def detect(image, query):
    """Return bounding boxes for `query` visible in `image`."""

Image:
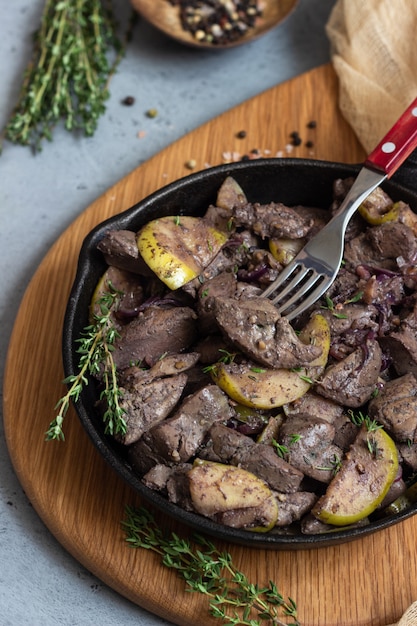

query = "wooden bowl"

[131,0,299,49]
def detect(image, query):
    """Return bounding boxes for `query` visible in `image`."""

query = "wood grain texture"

[4,64,415,626]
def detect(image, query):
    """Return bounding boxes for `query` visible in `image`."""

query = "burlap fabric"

[325,2,417,624]
[387,601,417,626]
[326,0,417,153]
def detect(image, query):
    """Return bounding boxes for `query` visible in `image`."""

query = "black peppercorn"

[290,131,302,147]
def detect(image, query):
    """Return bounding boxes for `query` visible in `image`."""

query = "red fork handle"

[365,97,417,178]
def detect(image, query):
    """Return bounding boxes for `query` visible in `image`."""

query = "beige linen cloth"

[325,2,417,625]
[326,0,417,153]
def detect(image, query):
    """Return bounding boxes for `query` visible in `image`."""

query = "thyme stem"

[46,283,126,441]
[122,506,300,626]
[3,0,126,150]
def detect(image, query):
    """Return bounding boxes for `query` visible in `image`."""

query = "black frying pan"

[62,156,417,549]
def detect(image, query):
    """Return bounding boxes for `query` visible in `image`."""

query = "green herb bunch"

[3,0,125,150]
[46,282,126,441]
[123,505,300,626]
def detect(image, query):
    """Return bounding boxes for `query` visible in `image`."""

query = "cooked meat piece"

[360,274,405,307]
[294,206,329,237]
[379,307,417,377]
[235,281,263,300]
[368,373,417,443]
[398,442,417,472]
[166,467,194,511]
[213,297,322,368]
[197,271,237,334]
[142,464,174,492]
[274,491,318,526]
[182,235,253,297]
[202,424,303,493]
[97,229,153,275]
[319,304,379,338]
[113,305,198,369]
[324,267,362,305]
[91,266,145,326]
[279,414,343,483]
[128,437,167,475]
[344,232,397,271]
[367,222,416,261]
[317,337,382,407]
[194,334,231,364]
[120,352,200,387]
[142,463,194,511]
[284,392,345,424]
[141,385,233,464]
[147,352,200,378]
[378,477,406,509]
[233,202,314,239]
[203,423,256,462]
[332,413,359,451]
[213,502,277,530]
[238,444,304,493]
[204,204,234,232]
[116,374,187,445]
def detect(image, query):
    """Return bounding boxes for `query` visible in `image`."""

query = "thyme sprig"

[3,0,128,150]
[46,283,126,441]
[123,505,300,626]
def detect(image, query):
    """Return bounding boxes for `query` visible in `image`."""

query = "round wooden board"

[4,65,416,626]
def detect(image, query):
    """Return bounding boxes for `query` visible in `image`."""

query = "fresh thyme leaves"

[320,296,348,319]
[3,0,129,151]
[202,349,237,374]
[348,409,382,433]
[122,505,300,626]
[290,368,314,384]
[46,282,126,441]
[272,440,289,459]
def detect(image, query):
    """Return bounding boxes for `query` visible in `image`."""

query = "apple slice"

[269,236,305,265]
[312,424,399,526]
[188,459,278,532]
[137,216,228,290]
[212,314,330,409]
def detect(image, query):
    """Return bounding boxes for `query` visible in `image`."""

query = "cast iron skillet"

[63,157,417,550]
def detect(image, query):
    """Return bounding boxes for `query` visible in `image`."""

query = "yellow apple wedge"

[137,216,227,290]
[188,459,278,532]
[212,313,330,409]
[312,424,399,526]
[269,236,305,265]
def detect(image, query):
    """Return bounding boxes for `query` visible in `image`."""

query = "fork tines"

[263,263,327,320]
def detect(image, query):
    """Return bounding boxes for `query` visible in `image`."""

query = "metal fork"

[263,97,417,321]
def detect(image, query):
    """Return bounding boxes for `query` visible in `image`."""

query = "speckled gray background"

[0,1,336,623]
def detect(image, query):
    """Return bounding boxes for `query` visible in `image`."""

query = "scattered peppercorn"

[305,140,314,149]
[290,131,302,147]
[185,159,197,170]
[167,0,263,46]
[122,96,135,106]
[146,108,158,118]
[307,120,317,128]
[236,130,247,139]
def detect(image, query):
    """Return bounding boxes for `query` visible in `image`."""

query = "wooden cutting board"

[4,64,417,626]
